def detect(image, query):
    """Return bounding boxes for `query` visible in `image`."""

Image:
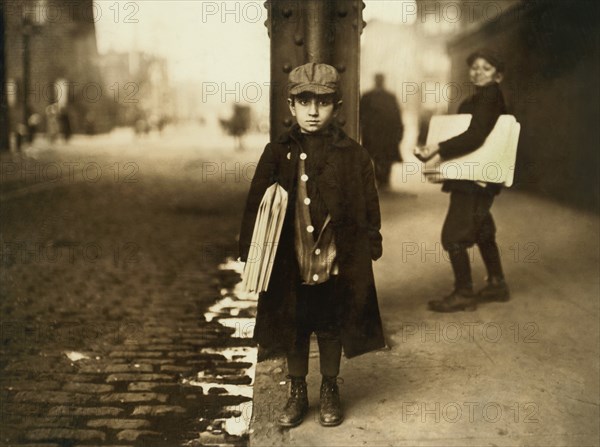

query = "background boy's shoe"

[278,376,308,428]
[428,288,477,312]
[478,277,510,302]
[319,376,344,426]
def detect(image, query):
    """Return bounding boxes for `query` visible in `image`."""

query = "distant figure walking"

[59,106,72,143]
[360,74,404,189]
[45,103,60,143]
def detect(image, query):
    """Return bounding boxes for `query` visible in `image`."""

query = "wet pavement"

[0,126,264,447]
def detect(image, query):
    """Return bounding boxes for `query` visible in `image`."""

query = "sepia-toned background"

[1,1,598,446]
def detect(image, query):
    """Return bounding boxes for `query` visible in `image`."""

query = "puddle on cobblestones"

[64,351,90,362]
[184,258,257,447]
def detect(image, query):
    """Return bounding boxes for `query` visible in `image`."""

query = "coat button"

[287,152,291,160]
[312,274,319,281]
[300,153,307,160]
[306,225,314,233]
[304,198,311,205]
[301,174,308,182]
[314,248,321,255]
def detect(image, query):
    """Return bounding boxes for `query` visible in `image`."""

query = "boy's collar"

[276,123,352,147]
[475,82,501,90]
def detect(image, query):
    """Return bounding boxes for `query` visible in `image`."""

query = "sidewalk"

[249,168,600,447]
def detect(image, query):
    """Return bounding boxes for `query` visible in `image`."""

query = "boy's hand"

[414,144,440,162]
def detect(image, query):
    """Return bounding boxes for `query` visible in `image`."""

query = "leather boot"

[428,288,477,312]
[278,376,308,428]
[478,277,510,302]
[319,376,344,427]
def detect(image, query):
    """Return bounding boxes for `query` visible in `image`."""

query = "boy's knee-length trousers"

[441,189,504,288]
[287,278,343,377]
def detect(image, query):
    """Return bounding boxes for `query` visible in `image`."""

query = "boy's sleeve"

[438,98,502,160]
[361,150,383,261]
[239,143,277,262]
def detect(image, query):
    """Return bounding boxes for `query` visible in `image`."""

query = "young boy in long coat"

[239,63,386,427]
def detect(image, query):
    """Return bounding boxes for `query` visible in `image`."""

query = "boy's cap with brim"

[467,49,505,73]
[288,63,340,96]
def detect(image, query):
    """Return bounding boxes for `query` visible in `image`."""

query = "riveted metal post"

[330,0,365,140]
[266,0,365,141]
[304,0,332,63]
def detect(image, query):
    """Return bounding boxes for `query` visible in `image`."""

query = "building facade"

[4,0,111,141]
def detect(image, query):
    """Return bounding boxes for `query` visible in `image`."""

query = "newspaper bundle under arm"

[422,114,521,187]
[241,183,288,293]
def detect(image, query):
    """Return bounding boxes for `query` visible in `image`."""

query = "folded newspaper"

[241,183,288,293]
[423,114,521,187]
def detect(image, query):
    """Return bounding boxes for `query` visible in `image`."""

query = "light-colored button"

[306,225,314,233]
[301,174,309,182]
[287,152,291,159]
[300,153,307,160]
[312,274,319,282]
[314,248,321,255]
[304,198,311,205]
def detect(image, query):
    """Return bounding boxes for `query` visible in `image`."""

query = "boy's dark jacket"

[439,82,507,195]
[239,124,386,359]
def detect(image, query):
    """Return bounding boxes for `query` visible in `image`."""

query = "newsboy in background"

[416,49,510,313]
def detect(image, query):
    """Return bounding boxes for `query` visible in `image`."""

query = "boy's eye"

[299,99,310,106]
[319,100,333,106]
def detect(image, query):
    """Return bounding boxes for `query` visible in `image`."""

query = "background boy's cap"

[467,49,505,73]
[288,63,340,95]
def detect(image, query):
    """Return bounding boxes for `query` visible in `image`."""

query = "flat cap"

[288,63,340,96]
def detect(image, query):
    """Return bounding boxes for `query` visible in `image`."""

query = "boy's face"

[288,94,340,134]
[469,57,503,87]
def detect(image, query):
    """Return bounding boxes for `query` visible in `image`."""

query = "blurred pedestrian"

[45,103,59,143]
[134,108,149,137]
[239,63,385,429]
[85,111,96,135]
[27,113,41,143]
[59,106,72,142]
[360,73,404,190]
[415,49,510,312]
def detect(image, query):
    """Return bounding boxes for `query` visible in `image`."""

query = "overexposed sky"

[363,0,417,25]
[94,0,271,83]
[94,0,416,83]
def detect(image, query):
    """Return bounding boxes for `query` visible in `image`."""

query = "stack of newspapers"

[423,114,521,186]
[241,183,288,293]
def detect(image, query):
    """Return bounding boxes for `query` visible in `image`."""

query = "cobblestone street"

[0,126,264,447]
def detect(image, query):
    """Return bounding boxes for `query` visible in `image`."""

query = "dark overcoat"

[239,125,386,359]
[359,89,404,162]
